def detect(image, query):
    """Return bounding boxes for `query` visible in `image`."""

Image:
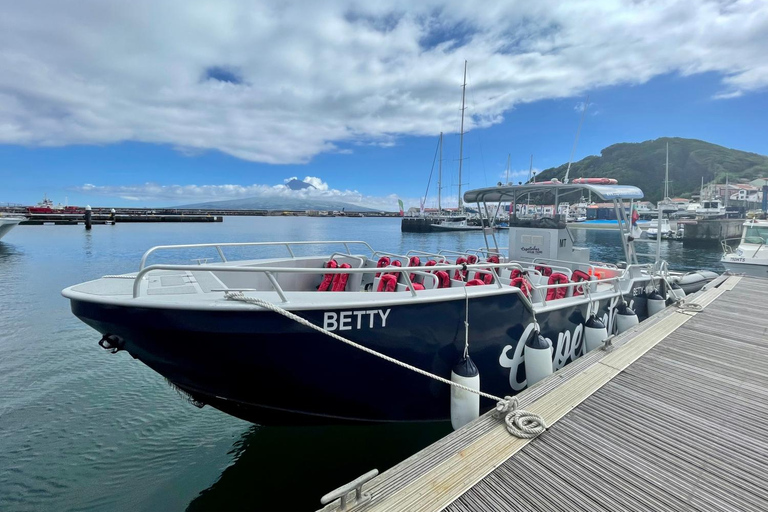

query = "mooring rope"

[493,396,547,438]
[102,275,137,279]
[223,291,547,438]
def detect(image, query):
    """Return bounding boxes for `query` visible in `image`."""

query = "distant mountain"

[535,137,768,203]
[175,195,380,212]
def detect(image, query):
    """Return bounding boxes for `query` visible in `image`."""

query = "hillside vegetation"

[535,137,768,203]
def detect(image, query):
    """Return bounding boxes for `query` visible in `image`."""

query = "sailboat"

[431,61,485,232]
[647,143,677,240]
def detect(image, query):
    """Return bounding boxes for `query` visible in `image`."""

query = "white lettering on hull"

[323,309,391,331]
[499,296,625,391]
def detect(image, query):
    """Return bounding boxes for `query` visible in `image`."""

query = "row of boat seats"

[371,254,502,292]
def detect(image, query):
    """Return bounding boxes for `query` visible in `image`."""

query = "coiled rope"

[494,396,547,438]
[674,300,703,313]
[224,292,547,439]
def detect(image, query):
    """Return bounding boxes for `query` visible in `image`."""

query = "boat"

[27,194,83,215]
[668,270,719,294]
[696,199,726,218]
[646,218,674,240]
[0,214,24,240]
[720,218,768,277]
[62,181,698,426]
[428,62,488,233]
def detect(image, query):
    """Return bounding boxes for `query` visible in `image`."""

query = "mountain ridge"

[535,137,768,202]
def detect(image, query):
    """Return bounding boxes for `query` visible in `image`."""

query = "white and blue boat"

[62,182,690,426]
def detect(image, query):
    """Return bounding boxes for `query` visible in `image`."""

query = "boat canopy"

[464,183,644,204]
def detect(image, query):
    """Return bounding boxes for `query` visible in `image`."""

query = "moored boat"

[63,182,691,426]
[0,215,24,240]
[721,218,768,277]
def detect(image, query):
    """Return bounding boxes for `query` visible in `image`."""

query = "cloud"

[72,178,410,210]
[1,0,767,164]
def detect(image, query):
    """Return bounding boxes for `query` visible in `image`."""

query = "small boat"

[721,218,768,277]
[646,219,674,240]
[668,270,719,295]
[0,215,24,240]
[63,181,690,426]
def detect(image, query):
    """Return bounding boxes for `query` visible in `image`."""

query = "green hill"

[535,137,768,203]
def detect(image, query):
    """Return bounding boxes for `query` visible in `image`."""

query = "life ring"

[535,265,553,277]
[466,279,485,286]
[546,272,570,301]
[467,254,478,264]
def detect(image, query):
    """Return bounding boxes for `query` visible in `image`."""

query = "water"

[0,217,724,512]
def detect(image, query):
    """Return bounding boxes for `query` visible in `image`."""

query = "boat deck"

[321,274,768,512]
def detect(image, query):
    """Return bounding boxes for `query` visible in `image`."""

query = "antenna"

[505,153,510,184]
[528,154,533,182]
[563,95,589,184]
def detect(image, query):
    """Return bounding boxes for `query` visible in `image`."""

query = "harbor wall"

[679,219,743,244]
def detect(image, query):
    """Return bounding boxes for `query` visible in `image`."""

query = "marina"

[320,274,768,512]
[0,216,728,511]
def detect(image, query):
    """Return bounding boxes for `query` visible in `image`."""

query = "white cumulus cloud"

[1,0,766,165]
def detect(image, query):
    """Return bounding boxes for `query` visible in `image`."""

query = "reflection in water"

[188,421,452,512]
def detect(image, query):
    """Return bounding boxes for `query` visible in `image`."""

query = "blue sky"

[1,1,767,210]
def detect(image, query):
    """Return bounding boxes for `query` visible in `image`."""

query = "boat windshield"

[744,225,768,244]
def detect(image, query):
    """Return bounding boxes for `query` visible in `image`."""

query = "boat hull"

[720,260,768,278]
[0,218,22,240]
[69,288,645,425]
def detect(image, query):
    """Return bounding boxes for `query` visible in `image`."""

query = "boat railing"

[130,260,625,316]
[131,261,547,300]
[721,236,764,257]
[370,251,412,263]
[139,240,376,270]
[403,250,449,263]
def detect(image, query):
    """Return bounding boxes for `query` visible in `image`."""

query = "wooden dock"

[321,275,768,512]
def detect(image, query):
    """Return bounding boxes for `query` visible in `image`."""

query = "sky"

[1,0,768,211]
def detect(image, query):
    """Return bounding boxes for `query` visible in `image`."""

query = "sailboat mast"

[665,142,669,199]
[458,60,467,212]
[438,132,443,213]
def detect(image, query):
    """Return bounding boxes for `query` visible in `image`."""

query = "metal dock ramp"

[322,275,768,512]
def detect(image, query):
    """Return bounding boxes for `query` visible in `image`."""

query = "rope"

[676,301,703,313]
[224,292,549,439]
[102,275,137,279]
[223,292,503,402]
[493,396,547,438]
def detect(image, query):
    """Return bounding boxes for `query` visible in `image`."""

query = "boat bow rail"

[139,240,377,269]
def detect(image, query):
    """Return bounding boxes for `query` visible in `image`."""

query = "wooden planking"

[329,277,739,512]
[445,275,768,512]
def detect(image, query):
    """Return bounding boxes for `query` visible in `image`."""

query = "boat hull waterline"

[69,286,649,425]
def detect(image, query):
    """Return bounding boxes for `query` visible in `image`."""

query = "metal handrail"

[131,261,527,299]
[139,240,376,270]
[721,236,765,258]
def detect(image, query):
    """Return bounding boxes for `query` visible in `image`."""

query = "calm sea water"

[0,217,724,512]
